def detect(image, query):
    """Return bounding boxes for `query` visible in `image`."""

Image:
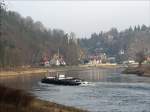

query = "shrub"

[0,85,35,107]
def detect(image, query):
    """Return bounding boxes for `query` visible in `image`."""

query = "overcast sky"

[6,0,150,38]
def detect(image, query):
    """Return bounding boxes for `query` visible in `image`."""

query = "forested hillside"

[79,25,150,62]
[0,2,150,68]
[0,5,81,68]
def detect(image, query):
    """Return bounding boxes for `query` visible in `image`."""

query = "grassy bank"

[0,84,87,112]
[0,64,119,77]
[122,64,150,77]
[0,64,119,112]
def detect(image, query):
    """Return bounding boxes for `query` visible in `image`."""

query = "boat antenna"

[58,48,59,58]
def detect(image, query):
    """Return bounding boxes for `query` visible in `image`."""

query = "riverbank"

[0,84,87,112]
[122,64,150,77]
[0,64,119,112]
[0,64,119,77]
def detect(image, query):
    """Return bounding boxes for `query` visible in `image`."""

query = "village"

[40,50,150,67]
[40,53,66,67]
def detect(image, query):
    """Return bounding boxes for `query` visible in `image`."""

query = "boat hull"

[41,78,81,86]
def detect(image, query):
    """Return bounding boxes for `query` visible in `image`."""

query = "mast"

[58,48,59,58]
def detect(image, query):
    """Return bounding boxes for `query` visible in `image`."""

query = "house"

[145,51,150,63]
[147,56,150,62]
[56,59,60,66]
[40,56,50,67]
[50,54,66,66]
[87,53,107,65]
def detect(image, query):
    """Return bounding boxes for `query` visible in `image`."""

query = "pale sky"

[6,0,150,38]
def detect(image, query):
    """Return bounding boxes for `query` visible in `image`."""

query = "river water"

[0,67,150,112]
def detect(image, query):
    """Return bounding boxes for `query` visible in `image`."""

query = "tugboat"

[41,74,85,86]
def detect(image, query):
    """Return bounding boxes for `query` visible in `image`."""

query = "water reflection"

[0,68,150,89]
[0,74,44,90]
[65,68,121,82]
[0,68,150,112]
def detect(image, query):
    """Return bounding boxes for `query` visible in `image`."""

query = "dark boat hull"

[41,78,81,86]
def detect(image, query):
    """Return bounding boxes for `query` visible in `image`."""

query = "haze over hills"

[7,1,150,38]
[0,2,150,68]
[1,1,150,112]
[0,7,81,67]
[80,26,150,61]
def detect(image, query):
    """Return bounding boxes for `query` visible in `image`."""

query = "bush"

[0,85,35,107]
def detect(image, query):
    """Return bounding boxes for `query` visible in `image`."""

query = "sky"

[6,0,150,38]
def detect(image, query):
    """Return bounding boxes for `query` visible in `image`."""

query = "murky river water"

[0,67,150,112]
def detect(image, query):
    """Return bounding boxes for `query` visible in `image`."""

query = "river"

[0,67,150,112]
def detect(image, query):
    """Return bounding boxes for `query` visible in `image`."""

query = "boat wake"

[80,81,95,86]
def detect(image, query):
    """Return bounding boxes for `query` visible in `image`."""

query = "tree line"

[79,25,150,63]
[0,4,81,68]
[1,1,150,68]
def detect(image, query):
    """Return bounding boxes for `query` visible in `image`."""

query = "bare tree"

[135,51,145,67]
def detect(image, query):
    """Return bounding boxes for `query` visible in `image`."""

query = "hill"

[79,26,150,63]
[0,5,81,68]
